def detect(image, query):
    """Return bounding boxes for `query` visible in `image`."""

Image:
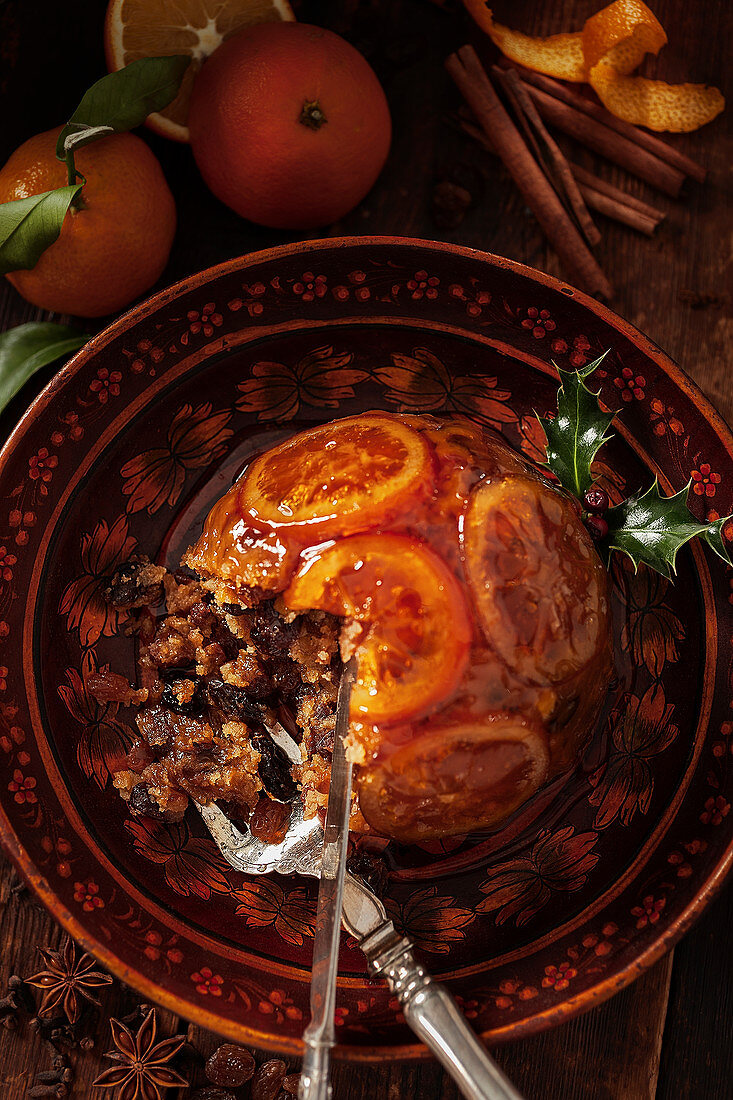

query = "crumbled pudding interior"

[91,564,348,843]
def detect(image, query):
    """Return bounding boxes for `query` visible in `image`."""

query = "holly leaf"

[56,55,190,158]
[605,480,733,578]
[0,185,82,275]
[538,353,615,497]
[0,323,89,416]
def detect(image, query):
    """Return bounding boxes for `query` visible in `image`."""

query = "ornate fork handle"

[359,923,524,1100]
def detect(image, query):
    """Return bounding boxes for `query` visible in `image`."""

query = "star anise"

[26,939,113,1024]
[93,1008,189,1100]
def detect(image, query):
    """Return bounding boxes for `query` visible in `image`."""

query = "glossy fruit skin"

[188,23,392,229]
[0,128,176,317]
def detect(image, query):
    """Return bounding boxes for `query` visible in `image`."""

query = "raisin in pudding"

[100,412,611,844]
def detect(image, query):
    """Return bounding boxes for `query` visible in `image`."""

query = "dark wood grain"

[0,0,730,1096]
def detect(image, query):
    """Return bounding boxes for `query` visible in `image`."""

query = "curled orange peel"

[462,0,724,132]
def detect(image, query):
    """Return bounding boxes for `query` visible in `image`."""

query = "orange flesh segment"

[462,0,725,132]
[105,0,295,139]
[238,414,434,536]
[283,533,472,726]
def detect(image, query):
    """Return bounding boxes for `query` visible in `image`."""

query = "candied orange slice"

[238,414,434,537]
[284,533,472,725]
[357,714,550,841]
[463,477,609,685]
[184,485,300,599]
[462,0,725,132]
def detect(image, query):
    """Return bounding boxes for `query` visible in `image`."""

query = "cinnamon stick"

[445,47,612,299]
[456,114,665,234]
[494,65,601,247]
[522,84,686,197]
[574,184,658,236]
[566,162,665,224]
[499,61,707,184]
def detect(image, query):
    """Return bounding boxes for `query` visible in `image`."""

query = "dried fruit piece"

[205,1043,255,1088]
[251,1059,287,1100]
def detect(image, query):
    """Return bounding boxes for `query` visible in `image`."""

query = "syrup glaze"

[185,412,611,842]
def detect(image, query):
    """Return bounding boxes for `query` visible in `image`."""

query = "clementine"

[187,22,392,229]
[0,128,176,317]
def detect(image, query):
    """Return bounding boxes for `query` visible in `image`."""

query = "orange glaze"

[186,411,612,842]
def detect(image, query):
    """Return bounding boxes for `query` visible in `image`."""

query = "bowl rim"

[1,235,731,1059]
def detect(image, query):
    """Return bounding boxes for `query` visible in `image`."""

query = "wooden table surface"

[0,1,731,1096]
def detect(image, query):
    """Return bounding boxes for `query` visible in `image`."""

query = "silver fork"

[196,729,524,1100]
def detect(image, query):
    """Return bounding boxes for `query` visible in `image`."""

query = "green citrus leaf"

[56,55,191,158]
[605,479,733,579]
[0,323,88,415]
[538,352,615,497]
[0,185,82,275]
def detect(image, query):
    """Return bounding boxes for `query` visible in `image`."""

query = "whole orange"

[188,23,392,230]
[0,128,176,317]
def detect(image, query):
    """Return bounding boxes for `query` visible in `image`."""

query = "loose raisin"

[126,740,155,774]
[251,1060,287,1100]
[347,850,390,898]
[104,559,165,609]
[161,674,205,716]
[206,680,264,723]
[250,602,298,658]
[254,733,297,802]
[128,784,165,819]
[283,1073,301,1095]
[205,1043,255,1087]
[249,797,292,844]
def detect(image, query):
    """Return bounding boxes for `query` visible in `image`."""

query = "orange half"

[104,0,295,142]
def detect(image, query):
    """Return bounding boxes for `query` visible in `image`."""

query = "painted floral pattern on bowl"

[0,239,730,1059]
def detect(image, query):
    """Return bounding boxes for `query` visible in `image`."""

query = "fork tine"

[196,800,323,878]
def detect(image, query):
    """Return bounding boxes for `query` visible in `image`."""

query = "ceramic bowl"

[0,238,731,1057]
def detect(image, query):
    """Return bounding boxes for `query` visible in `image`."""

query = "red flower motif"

[691,462,721,497]
[448,283,491,317]
[700,795,730,825]
[28,447,58,483]
[228,282,267,316]
[630,894,665,929]
[74,880,104,911]
[89,368,122,404]
[407,270,439,300]
[334,1006,349,1026]
[191,967,223,996]
[185,302,223,338]
[8,768,36,804]
[542,962,577,990]
[649,398,684,437]
[0,546,17,581]
[258,988,303,1024]
[0,665,7,691]
[292,272,327,301]
[614,365,645,402]
[521,306,556,338]
[552,333,591,366]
